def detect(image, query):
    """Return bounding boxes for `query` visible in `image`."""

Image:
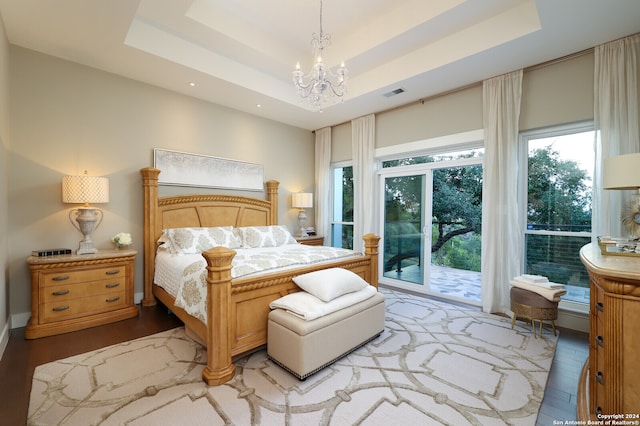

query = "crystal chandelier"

[292,0,348,108]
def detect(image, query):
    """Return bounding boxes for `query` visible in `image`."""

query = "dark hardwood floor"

[0,303,588,425]
[537,327,590,425]
[0,304,183,426]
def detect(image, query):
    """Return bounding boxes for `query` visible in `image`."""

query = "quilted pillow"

[162,226,242,254]
[293,268,369,302]
[238,225,297,248]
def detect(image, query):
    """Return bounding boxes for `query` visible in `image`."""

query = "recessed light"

[256,104,262,108]
[188,82,196,87]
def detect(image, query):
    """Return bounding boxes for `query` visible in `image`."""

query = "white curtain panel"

[481,70,524,314]
[351,114,376,253]
[315,127,332,238]
[593,33,640,239]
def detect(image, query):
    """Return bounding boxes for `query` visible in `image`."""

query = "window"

[331,165,354,249]
[520,122,595,308]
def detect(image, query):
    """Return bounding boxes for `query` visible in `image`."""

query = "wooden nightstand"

[25,249,138,339]
[296,235,324,246]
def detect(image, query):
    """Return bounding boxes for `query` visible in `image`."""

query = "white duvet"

[154,244,362,324]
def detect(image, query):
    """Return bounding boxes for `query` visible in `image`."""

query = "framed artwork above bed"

[153,148,264,191]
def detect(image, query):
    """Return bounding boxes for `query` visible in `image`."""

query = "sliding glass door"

[379,152,483,304]
[381,172,429,286]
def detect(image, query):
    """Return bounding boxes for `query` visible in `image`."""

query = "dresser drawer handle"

[595,335,604,347]
[51,290,70,296]
[596,406,603,415]
[52,275,70,281]
[52,305,69,312]
[596,302,603,312]
[106,296,120,303]
[596,371,604,385]
[105,283,120,289]
[105,270,120,276]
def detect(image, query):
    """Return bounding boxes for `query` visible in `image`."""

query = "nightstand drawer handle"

[595,335,604,347]
[106,296,120,303]
[52,290,70,296]
[105,270,120,275]
[52,305,69,312]
[52,275,70,281]
[105,283,120,289]
[596,371,604,385]
[596,302,603,312]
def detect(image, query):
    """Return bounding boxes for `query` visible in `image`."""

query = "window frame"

[518,120,595,312]
[330,161,354,248]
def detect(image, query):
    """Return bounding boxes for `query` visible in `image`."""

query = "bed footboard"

[200,234,380,386]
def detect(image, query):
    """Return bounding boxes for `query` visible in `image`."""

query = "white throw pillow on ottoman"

[293,268,368,302]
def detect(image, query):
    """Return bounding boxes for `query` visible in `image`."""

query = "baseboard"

[0,320,9,362]
[134,291,144,305]
[11,311,31,329]
[556,308,589,333]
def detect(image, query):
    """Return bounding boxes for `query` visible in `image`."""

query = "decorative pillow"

[237,225,297,248]
[293,268,368,302]
[157,232,172,251]
[162,226,242,254]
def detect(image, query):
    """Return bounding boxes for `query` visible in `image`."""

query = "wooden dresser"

[579,243,640,419]
[25,249,138,339]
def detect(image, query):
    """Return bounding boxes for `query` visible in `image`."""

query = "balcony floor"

[384,264,589,305]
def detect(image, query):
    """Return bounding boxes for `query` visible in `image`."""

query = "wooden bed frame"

[140,167,380,385]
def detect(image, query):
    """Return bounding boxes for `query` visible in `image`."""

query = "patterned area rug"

[28,288,558,425]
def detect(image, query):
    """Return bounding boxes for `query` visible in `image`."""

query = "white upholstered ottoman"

[267,291,385,380]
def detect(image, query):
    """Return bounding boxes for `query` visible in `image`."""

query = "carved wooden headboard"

[140,167,279,306]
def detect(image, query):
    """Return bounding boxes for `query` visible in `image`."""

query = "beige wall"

[0,12,9,352]
[332,51,595,157]
[0,41,607,329]
[8,47,314,321]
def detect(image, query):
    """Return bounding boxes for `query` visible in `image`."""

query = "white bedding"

[154,243,362,323]
[269,285,377,321]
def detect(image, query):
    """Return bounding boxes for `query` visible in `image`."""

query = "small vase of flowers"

[112,232,132,250]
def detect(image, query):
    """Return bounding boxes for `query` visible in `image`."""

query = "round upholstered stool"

[510,286,558,338]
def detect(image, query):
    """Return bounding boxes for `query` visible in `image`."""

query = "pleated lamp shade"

[292,192,313,209]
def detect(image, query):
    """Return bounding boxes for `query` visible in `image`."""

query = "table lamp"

[603,152,640,237]
[292,192,313,237]
[62,172,109,254]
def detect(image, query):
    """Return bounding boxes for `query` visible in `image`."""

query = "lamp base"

[297,209,308,237]
[69,207,103,255]
[77,241,99,255]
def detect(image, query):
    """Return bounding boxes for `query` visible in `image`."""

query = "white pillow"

[293,268,369,302]
[238,225,297,248]
[161,226,242,254]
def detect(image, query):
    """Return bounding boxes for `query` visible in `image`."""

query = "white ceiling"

[1,0,640,131]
